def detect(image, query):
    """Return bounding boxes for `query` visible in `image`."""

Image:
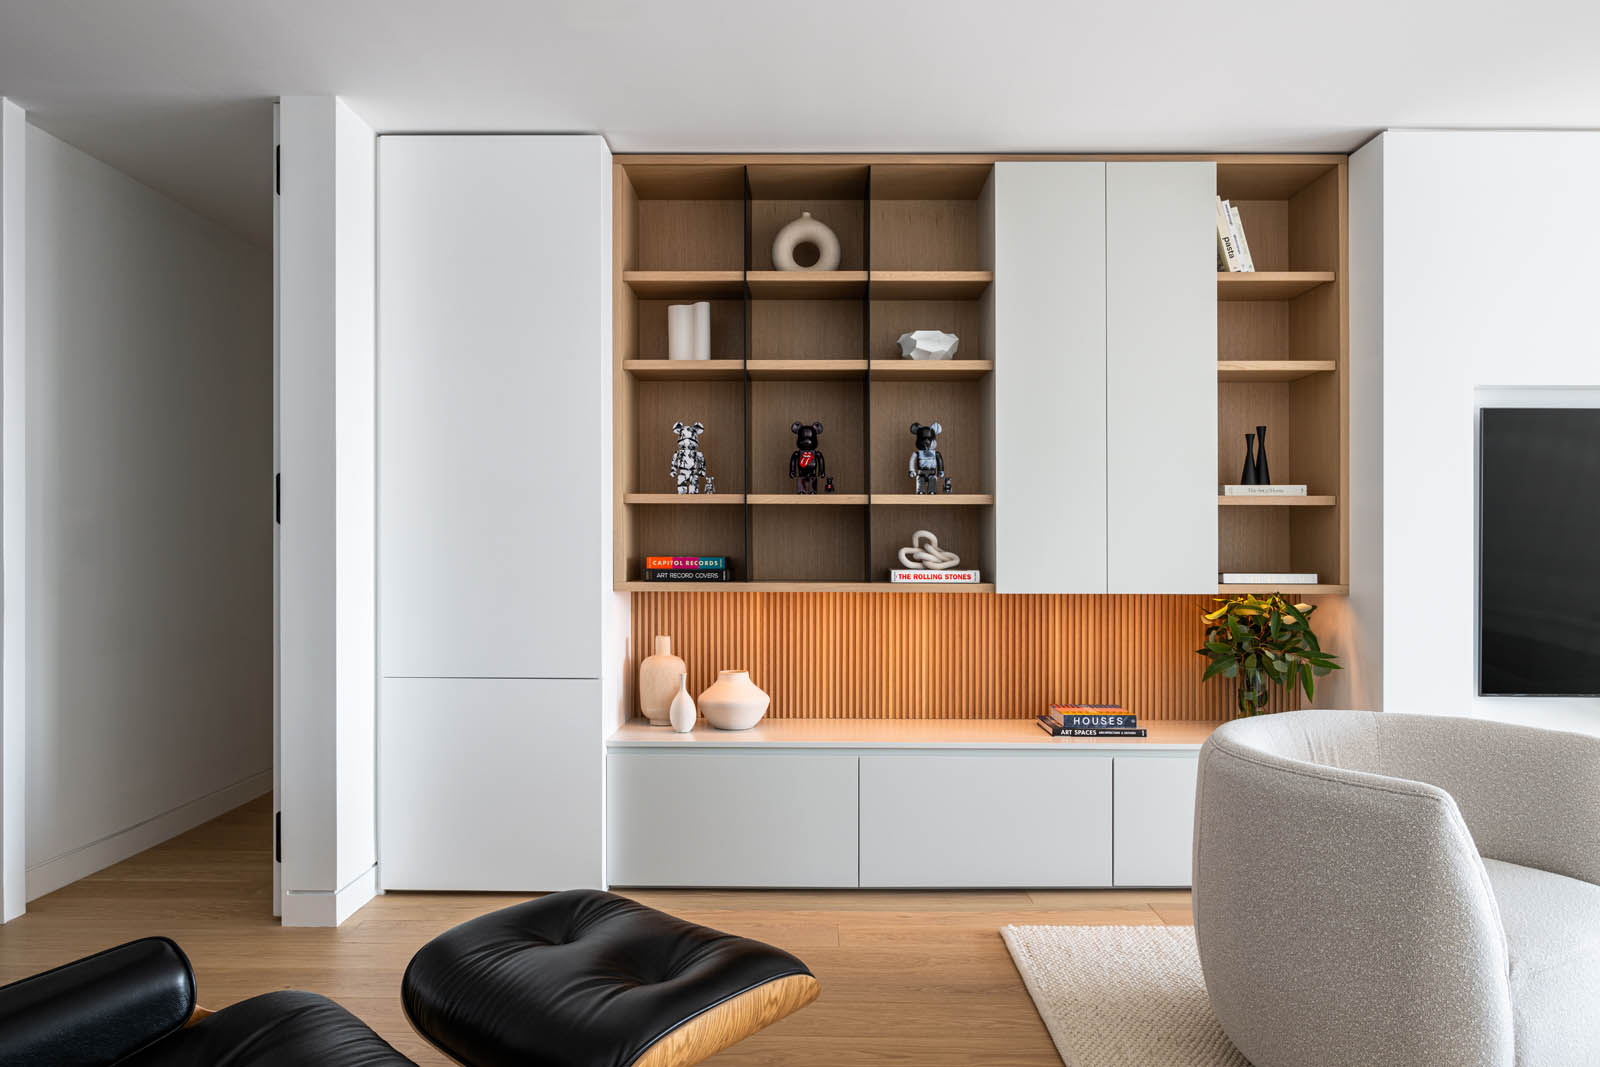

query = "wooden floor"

[0,795,1193,1065]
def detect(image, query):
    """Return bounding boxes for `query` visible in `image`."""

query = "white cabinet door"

[608,753,859,887]
[1105,163,1217,592]
[860,755,1113,886]
[378,135,609,679]
[379,677,603,890]
[993,163,1108,594]
[1113,755,1199,887]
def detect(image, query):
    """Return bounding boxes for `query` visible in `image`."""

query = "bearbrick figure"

[909,421,951,494]
[670,420,714,494]
[789,421,825,494]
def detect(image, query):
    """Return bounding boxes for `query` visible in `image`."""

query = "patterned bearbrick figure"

[670,420,714,494]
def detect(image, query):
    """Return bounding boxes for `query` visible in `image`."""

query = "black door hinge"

[275,473,281,525]
[275,146,281,196]
[274,811,282,863]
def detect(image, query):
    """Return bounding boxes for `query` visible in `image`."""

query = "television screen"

[1479,407,1600,695]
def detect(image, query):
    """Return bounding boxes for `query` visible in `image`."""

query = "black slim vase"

[1254,424,1271,485]
[1240,433,1258,485]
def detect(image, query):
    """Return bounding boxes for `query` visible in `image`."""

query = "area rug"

[1001,924,1250,1067]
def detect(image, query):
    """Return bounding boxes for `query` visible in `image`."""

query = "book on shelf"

[643,568,733,583]
[1221,484,1308,496]
[889,569,982,584]
[1220,572,1318,585]
[645,555,727,570]
[1036,716,1148,738]
[1228,203,1256,272]
[1045,705,1137,729]
[1215,196,1243,272]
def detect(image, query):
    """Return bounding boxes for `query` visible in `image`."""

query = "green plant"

[1196,594,1341,716]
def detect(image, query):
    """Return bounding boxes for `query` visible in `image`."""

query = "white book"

[1221,484,1308,496]
[1228,204,1256,272]
[1215,197,1242,271]
[889,569,982,584]
[1221,572,1318,585]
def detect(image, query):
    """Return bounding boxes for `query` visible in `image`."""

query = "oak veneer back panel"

[630,593,1300,721]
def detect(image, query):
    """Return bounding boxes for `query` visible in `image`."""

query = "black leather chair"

[0,892,818,1067]
[0,937,411,1067]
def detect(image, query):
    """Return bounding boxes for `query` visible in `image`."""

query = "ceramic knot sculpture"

[897,529,961,570]
[897,330,960,360]
[771,212,841,271]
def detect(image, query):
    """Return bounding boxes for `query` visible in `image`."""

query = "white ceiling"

[3,0,1599,248]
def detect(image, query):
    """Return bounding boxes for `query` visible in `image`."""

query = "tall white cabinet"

[377,135,614,890]
[993,161,1216,594]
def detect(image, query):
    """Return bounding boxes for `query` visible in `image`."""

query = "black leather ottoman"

[402,890,819,1067]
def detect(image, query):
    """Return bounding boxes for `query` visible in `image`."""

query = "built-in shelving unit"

[614,159,997,591]
[1215,159,1348,594]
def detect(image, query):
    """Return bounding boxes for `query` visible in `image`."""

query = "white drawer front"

[860,754,1113,887]
[1113,755,1199,887]
[607,752,858,887]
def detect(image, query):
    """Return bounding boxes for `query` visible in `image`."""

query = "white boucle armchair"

[1193,709,1600,1067]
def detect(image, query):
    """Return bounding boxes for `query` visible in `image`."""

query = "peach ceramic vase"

[698,669,771,730]
[638,635,686,726]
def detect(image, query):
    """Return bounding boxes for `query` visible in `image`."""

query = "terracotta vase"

[698,669,771,731]
[638,635,686,726]
[669,673,697,733]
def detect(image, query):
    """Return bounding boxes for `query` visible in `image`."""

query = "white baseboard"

[281,864,377,927]
[25,769,272,903]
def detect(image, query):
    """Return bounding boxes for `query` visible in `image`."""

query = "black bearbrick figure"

[909,421,951,494]
[789,421,825,494]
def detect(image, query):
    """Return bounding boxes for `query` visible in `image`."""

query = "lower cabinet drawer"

[859,754,1113,886]
[1112,755,1199,887]
[607,752,859,887]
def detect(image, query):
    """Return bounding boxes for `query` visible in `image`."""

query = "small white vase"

[638,635,686,726]
[669,673,697,733]
[771,212,842,272]
[667,304,695,360]
[698,669,771,731]
[692,301,712,360]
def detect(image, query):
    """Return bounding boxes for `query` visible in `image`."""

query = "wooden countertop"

[607,717,1223,751]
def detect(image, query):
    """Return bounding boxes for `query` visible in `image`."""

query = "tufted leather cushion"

[122,990,414,1067]
[0,936,196,1067]
[402,890,813,1067]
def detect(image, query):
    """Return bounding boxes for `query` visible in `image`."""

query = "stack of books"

[1221,484,1307,497]
[1036,704,1146,738]
[1215,196,1256,272]
[643,556,732,583]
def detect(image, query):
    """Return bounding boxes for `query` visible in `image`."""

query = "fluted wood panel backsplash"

[630,593,1300,720]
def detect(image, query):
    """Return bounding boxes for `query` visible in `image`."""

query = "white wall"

[0,98,26,921]
[1360,130,1600,734]
[276,96,376,925]
[24,124,272,899]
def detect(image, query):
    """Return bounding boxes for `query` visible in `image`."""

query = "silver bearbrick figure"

[670,421,715,495]
[909,421,951,494]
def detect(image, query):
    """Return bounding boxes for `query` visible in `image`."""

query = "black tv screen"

[1479,407,1600,695]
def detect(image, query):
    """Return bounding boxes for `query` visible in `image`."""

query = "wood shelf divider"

[624,493,746,505]
[869,359,993,381]
[871,494,993,506]
[1216,271,1335,301]
[747,494,870,505]
[623,270,746,297]
[1217,495,1336,507]
[868,270,993,299]
[746,359,868,380]
[1216,360,1335,382]
[624,359,746,381]
[746,270,869,299]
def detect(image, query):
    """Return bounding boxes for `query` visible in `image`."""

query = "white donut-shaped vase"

[771,212,842,272]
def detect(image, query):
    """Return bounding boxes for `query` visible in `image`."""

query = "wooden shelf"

[620,580,994,593]
[1216,272,1335,300]
[748,494,869,505]
[624,359,746,381]
[869,271,993,299]
[623,270,745,297]
[872,494,993,506]
[746,270,868,299]
[624,493,746,505]
[1216,360,1335,382]
[870,359,994,381]
[1217,584,1349,596]
[746,359,867,380]
[1217,495,1336,507]
[610,716,1217,749]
